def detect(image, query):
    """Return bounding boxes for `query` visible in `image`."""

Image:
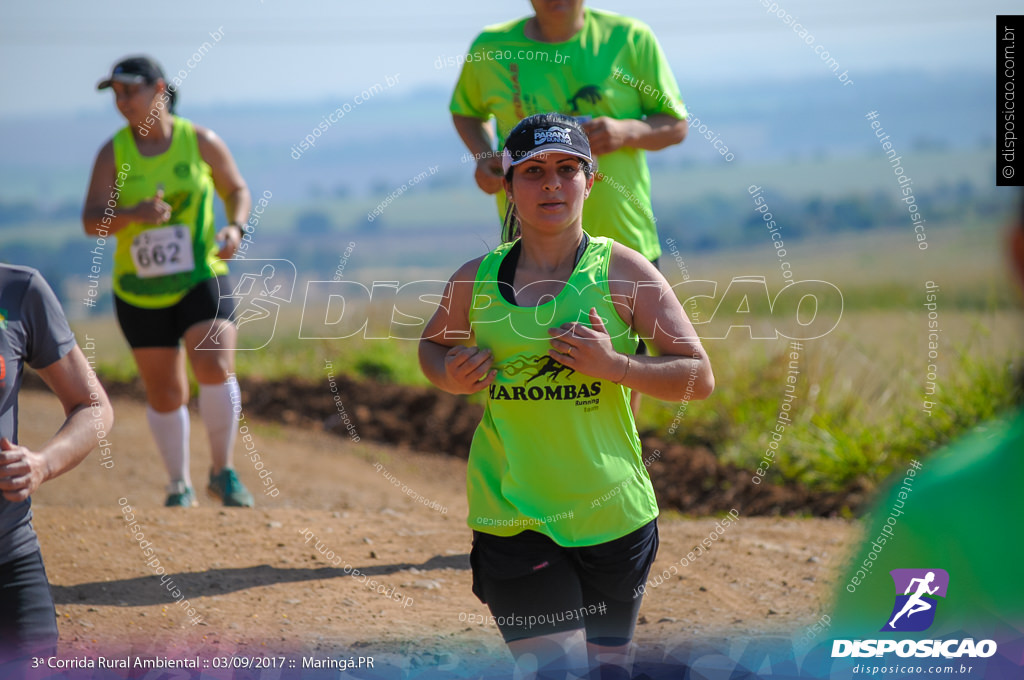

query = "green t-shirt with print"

[451,8,685,261]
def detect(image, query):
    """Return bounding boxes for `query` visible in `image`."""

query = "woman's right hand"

[130,189,172,225]
[444,345,497,394]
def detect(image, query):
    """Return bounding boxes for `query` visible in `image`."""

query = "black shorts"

[115,276,235,349]
[0,550,58,666]
[470,520,659,645]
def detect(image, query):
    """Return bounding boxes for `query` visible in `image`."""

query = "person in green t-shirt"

[420,114,713,680]
[450,1,687,265]
[825,204,1024,666]
[82,56,255,509]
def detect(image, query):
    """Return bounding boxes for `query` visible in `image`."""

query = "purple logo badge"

[882,569,949,632]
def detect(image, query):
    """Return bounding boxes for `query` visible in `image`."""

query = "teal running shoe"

[207,468,254,507]
[165,481,197,507]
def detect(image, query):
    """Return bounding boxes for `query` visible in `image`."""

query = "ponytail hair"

[164,83,177,114]
[501,198,519,243]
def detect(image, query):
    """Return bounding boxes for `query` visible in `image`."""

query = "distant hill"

[1,66,1006,310]
[0,69,994,205]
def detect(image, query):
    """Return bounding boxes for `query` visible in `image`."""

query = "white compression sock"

[146,405,191,488]
[198,377,240,472]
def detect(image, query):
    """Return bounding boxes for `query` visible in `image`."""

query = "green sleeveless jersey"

[467,235,658,547]
[111,116,226,308]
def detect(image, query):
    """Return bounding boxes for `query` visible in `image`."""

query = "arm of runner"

[0,346,113,502]
[196,125,251,259]
[453,114,504,195]
[548,243,712,401]
[582,114,687,155]
[419,257,496,395]
[82,140,170,236]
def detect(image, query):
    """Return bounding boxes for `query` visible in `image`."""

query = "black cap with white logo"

[97,56,165,90]
[502,113,593,173]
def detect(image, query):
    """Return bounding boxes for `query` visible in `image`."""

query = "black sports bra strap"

[496,233,590,306]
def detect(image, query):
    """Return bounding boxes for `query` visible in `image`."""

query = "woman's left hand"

[216,224,242,259]
[548,307,628,382]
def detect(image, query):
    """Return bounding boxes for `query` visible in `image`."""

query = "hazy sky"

[0,0,1004,117]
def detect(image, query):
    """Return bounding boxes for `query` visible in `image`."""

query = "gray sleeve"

[23,271,76,370]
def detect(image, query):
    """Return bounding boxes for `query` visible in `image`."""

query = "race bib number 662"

[131,225,195,279]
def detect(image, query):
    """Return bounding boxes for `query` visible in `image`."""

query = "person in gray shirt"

[0,264,114,670]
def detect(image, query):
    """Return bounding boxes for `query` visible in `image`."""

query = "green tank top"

[111,116,226,308]
[467,235,658,547]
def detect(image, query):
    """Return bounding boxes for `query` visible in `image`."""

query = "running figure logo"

[882,568,949,632]
[500,354,575,383]
[201,259,296,351]
[568,85,602,114]
[526,356,575,383]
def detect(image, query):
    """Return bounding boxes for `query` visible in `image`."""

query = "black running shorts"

[470,519,659,645]
[114,275,235,349]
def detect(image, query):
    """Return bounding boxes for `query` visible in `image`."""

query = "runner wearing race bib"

[82,55,254,508]
[110,114,224,306]
[419,113,714,679]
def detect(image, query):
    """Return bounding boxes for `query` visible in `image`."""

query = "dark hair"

[143,59,176,114]
[162,83,178,115]
[501,113,593,242]
[101,55,177,114]
[137,57,176,114]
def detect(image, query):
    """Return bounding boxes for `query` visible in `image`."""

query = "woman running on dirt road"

[419,112,713,679]
[82,55,253,508]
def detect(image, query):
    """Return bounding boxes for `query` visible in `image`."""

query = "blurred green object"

[830,404,1024,638]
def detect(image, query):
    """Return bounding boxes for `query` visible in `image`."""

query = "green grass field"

[649,217,1023,493]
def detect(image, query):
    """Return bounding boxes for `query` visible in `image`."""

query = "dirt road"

[19,390,860,672]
